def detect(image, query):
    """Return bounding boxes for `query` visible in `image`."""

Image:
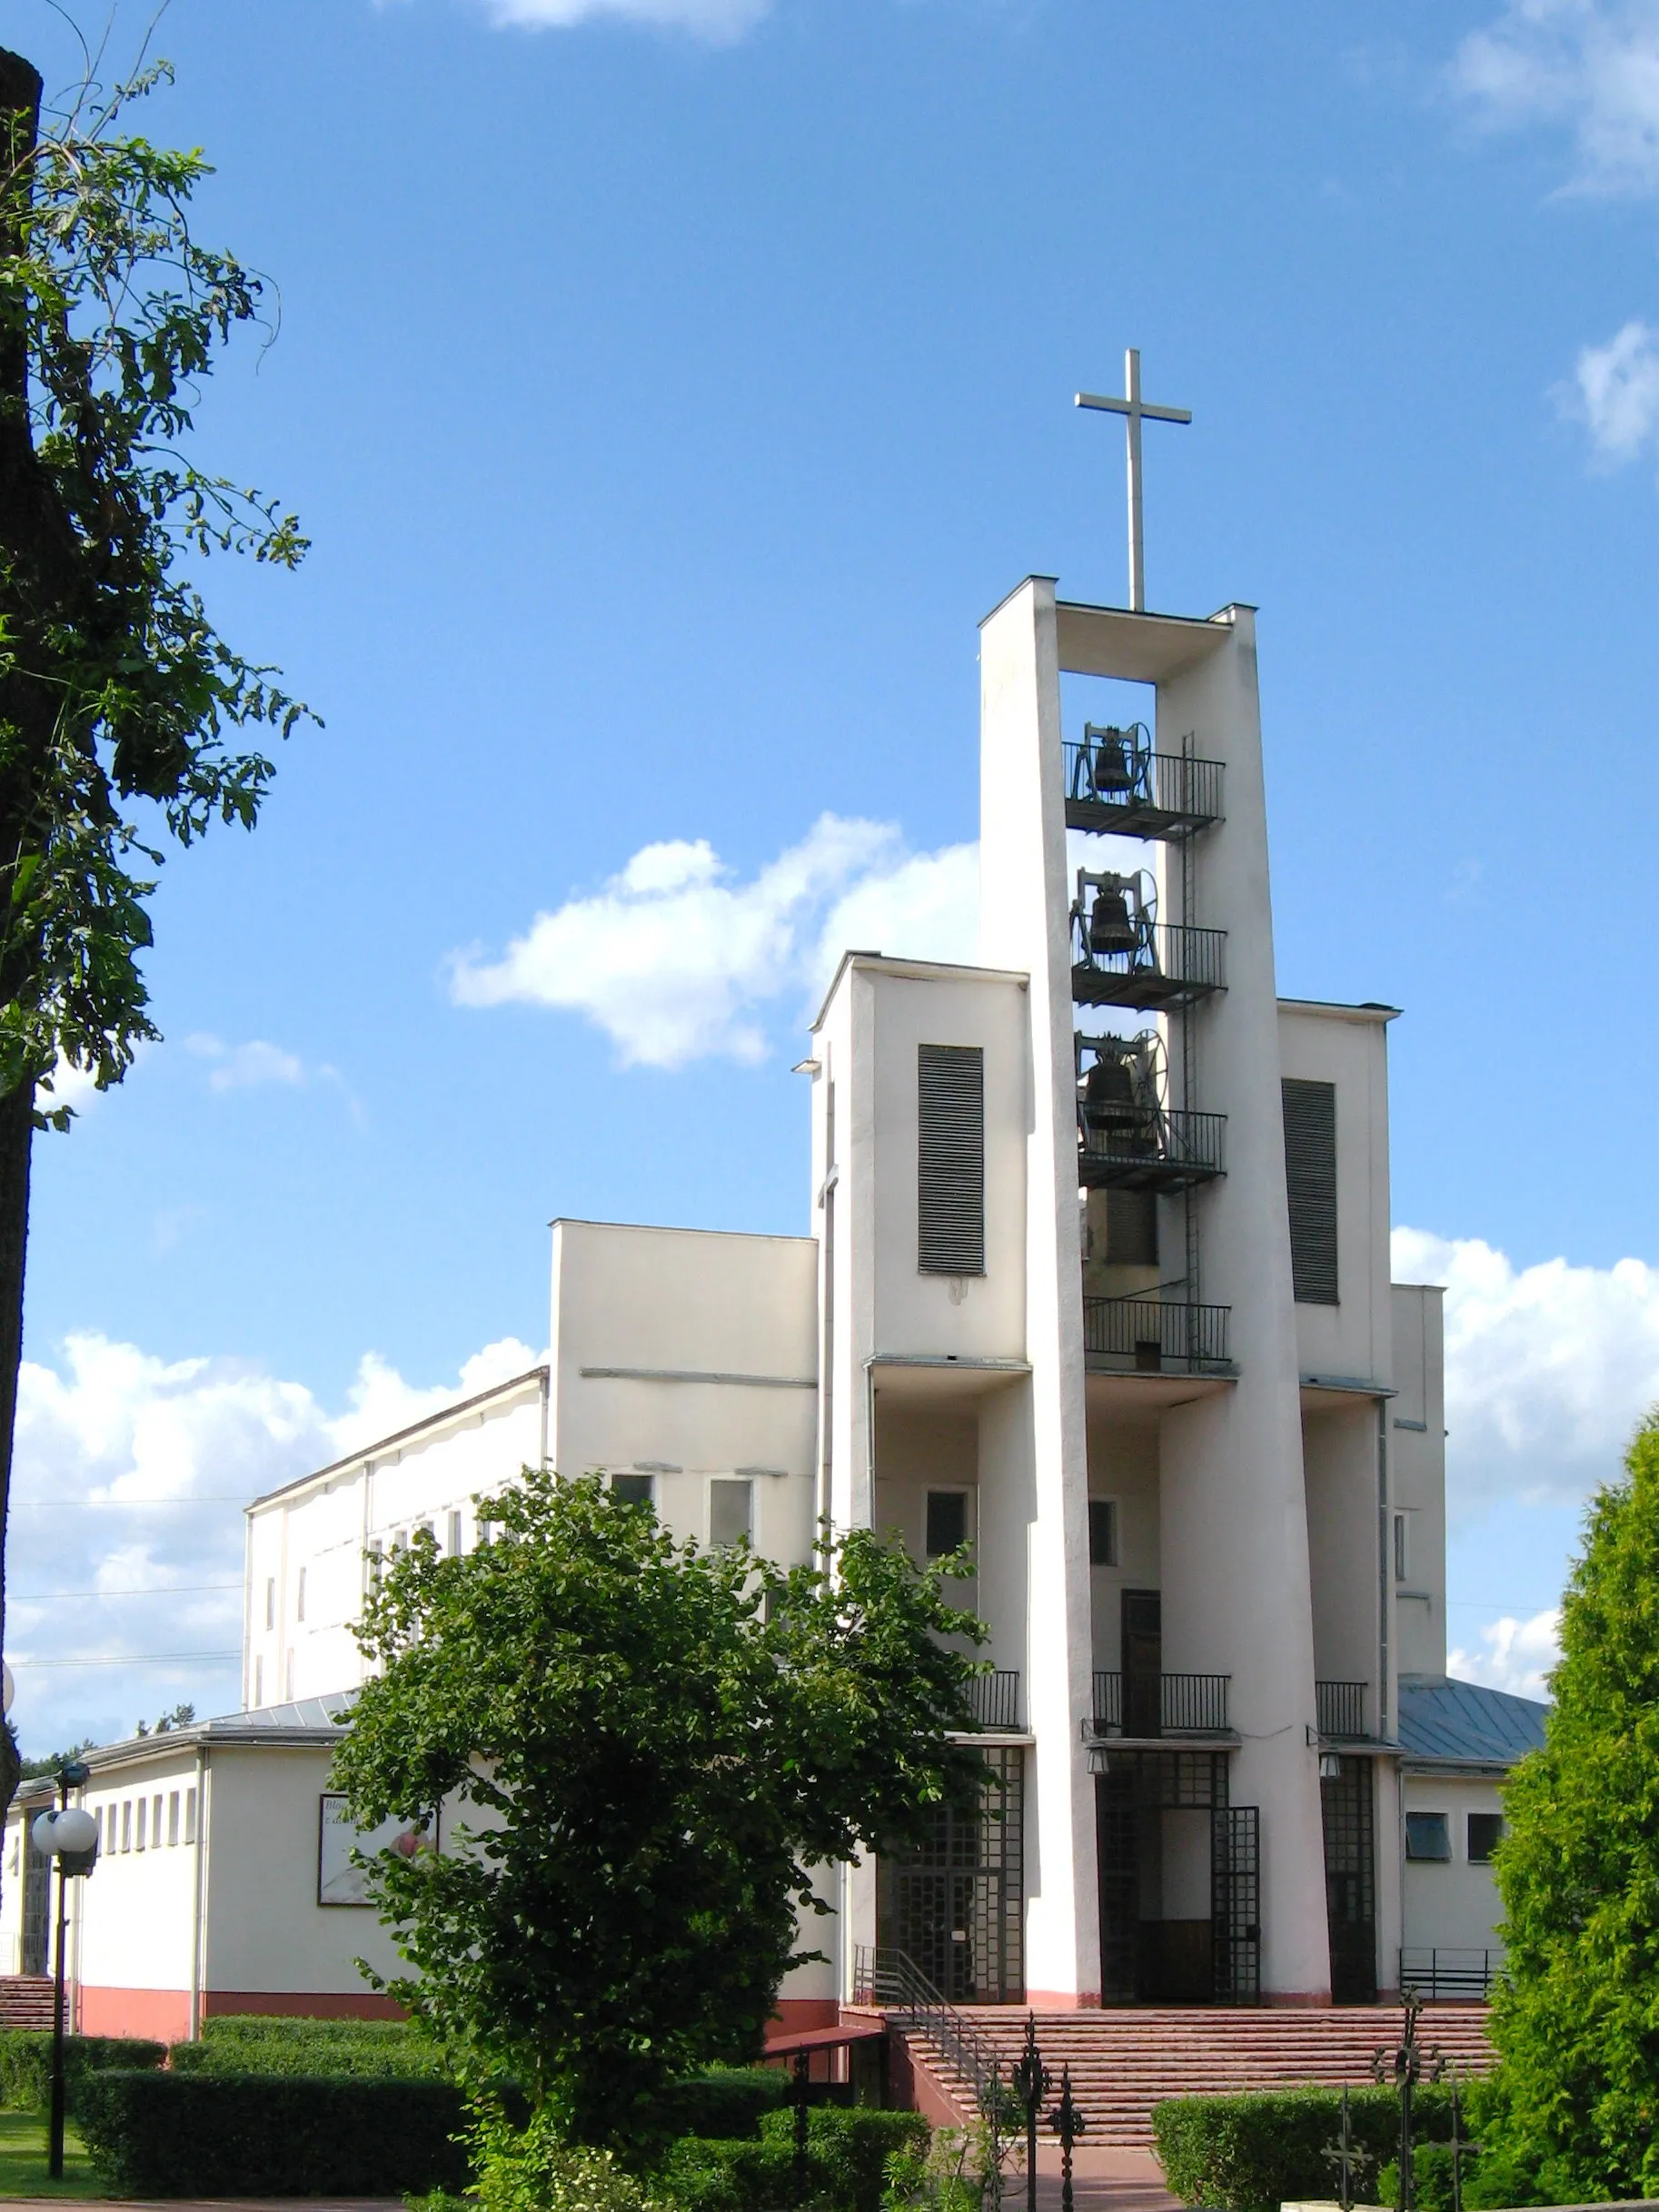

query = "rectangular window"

[1282,1077,1338,1304]
[93,1807,103,1850]
[447,1510,462,1555]
[153,1794,163,1848]
[285,1651,295,1700]
[296,1567,306,1622]
[265,1577,275,1631]
[1405,1810,1451,1861]
[709,1478,753,1549]
[184,1789,197,1846]
[168,1792,180,1848]
[918,1044,986,1276]
[1394,1513,1409,1583]
[611,1473,654,1509]
[925,1490,969,1558]
[253,1654,263,1706]
[121,1801,132,1852]
[135,1799,146,1851]
[367,1541,383,1588]
[1088,1499,1118,1567]
[1467,1812,1505,1863]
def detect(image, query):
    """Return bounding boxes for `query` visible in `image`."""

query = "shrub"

[1151,2084,1457,2212]
[74,2068,472,2197]
[472,2102,666,2212]
[170,2013,446,2078]
[880,2121,991,2212]
[653,2065,792,2141]
[660,2108,929,2212]
[0,2029,165,2114]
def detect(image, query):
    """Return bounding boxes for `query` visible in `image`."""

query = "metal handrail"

[1091,1671,1231,1734]
[1078,1106,1226,1176]
[1070,915,1227,998]
[1082,1295,1231,1372]
[1063,740,1225,831]
[967,1671,1022,1731]
[851,1945,1004,2117]
[1398,1948,1501,2000]
[1316,1680,1369,1740]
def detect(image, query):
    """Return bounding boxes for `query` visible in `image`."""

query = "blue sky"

[7,0,1659,1750]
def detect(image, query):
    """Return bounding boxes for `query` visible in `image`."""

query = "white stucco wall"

[1400,1771,1508,1960]
[1390,1285,1448,1679]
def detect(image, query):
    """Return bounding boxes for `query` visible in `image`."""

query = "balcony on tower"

[1076,1033,1225,1193]
[1071,869,1225,1012]
[1082,1289,1232,1376]
[1064,722,1225,841]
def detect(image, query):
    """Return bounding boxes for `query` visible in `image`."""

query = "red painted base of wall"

[76,1987,405,2040]
[1025,1989,1103,2010]
[770,1999,840,2033]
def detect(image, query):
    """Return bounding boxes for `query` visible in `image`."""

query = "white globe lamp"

[32,1807,96,1858]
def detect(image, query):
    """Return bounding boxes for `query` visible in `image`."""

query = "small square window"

[1406,1811,1451,1861]
[611,1474,655,1510]
[710,1478,753,1549]
[926,1491,969,1558]
[1467,1812,1505,1863]
[1088,1500,1118,1567]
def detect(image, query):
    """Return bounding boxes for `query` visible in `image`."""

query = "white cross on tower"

[1076,349,1191,613]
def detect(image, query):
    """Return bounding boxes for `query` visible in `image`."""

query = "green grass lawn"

[0,2107,105,2198]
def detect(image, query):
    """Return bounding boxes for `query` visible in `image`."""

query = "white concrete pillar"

[978,577,1100,2006]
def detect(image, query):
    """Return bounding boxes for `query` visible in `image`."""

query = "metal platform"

[1064,740,1225,840]
[1078,1107,1225,1190]
[1071,920,1226,1010]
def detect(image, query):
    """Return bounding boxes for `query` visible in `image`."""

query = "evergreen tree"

[1483,1413,1659,2201]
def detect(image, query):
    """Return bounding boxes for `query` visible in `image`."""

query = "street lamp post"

[32,1764,97,2179]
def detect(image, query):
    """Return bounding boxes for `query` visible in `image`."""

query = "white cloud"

[481,0,770,37]
[34,1057,102,1117]
[1449,1606,1563,1701]
[186,1035,312,1093]
[450,815,979,1069]
[5,1330,541,1754]
[1393,1227,1659,1523]
[1451,0,1659,196]
[1561,319,1659,463]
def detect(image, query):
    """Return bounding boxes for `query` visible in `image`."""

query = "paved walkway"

[1028,2143,1183,2212]
[0,2201,404,2210]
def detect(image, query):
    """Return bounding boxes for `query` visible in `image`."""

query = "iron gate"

[1321,1754,1376,2003]
[877,1747,1024,2003]
[1211,1805,1260,2003]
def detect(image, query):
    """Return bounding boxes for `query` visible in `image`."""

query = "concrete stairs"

[886,2006,1493,2148]
[0,1976,56,2028]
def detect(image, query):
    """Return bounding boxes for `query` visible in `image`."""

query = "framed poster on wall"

[317,1792,432,1907]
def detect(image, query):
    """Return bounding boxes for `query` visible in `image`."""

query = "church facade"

[4,575,1543,2032]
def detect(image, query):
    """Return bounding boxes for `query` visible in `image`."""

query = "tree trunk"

[0,1085,28,1809]
[0,49,43,1816]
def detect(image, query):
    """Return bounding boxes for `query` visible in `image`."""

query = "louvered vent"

[918,1044,985,1275]
[1282,1077,1338,1304]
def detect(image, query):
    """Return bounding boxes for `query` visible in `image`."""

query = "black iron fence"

[1090,1671,1232,1735]
[1316,1680,1370,1740]
[1082,1295,1231,1374]
[1078,1107,1226,1185]
[1399,1949,1501,2000]
[966,1670,1023,1731]
[1070,918,1227,1010]
[1062,740,1225,838]
[850,1945,1003,2118]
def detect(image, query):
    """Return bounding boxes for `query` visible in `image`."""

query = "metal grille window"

[918,1045,986,1276]
[1282,1078,1338,1304]
[876,1746,1025,2003]
[926,1491,969,1557]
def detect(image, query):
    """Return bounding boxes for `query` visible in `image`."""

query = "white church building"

[4,573,1544,2038]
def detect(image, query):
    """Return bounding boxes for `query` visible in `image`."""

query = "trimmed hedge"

[652,2064,794,2140]
[660,2108,929,2212]
[170,2012,446,2078]
[1152,2084,1458,2212]
[0,2029,165,2115]
[74,2069,472,2197]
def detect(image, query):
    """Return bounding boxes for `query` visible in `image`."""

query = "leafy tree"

[1480,1413,1659,2201]
[331,1471,989,2149]
[134,1701,194,1737]
[0,41,312,1799]
[16,1730,92,1780]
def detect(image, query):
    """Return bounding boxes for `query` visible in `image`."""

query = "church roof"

[1397,1675,1548,1770]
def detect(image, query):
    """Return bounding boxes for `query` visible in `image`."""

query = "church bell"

[1088,726,1136,795]
[1089,886,1137,956]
